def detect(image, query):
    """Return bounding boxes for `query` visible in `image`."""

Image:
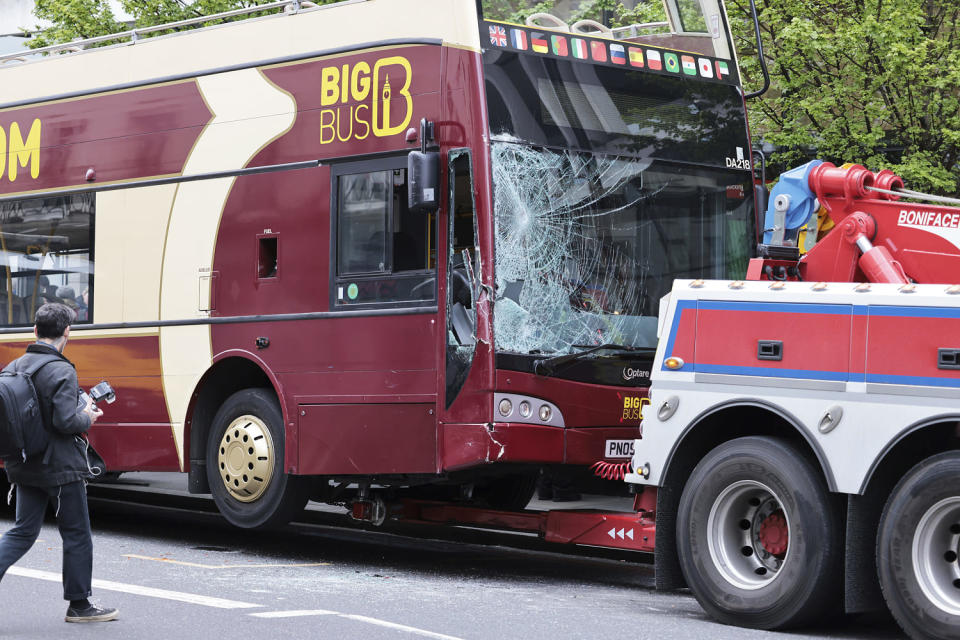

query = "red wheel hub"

[758,510,789,556]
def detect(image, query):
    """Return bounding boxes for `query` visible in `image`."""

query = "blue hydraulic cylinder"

[762,159,823,246]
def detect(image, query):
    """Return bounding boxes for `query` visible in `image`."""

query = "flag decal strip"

[481,21,739,85]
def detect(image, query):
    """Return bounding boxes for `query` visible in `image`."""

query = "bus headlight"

[518,401,531,418]
[494,393,563,427]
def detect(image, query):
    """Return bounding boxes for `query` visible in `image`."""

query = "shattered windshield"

[492,141,753,355]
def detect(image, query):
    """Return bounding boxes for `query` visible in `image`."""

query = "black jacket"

[4,343,93,487]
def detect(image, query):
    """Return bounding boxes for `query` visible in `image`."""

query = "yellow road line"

[123,554,329,569]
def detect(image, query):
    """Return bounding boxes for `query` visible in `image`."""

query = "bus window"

[0,193,94,326]
[675,0,708,33]
[446,149,477,407]
[333,160,436,307]
[337,171,390,275]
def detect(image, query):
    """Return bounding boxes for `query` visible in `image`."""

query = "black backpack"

[0,355,59,461]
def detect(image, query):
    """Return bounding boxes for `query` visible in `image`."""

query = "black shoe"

[551,491,581,502]
[65,603,119,623]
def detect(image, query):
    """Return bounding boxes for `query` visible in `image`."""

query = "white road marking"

[12,565,460,638]
[338,615,464,640]
[7,567,261,609]
[249,609,464,639]
[250,610,339,618]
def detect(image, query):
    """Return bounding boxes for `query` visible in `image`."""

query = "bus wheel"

[676,436,841,629]
[878,451,960,640]
[206,388,309,529]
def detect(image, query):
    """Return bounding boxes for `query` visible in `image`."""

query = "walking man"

[0,303,118,622]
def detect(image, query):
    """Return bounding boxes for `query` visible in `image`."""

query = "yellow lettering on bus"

[0,126,5,179]
[319,109,336,144]
[340,64,349,104]
[620,396,651,422]
[316,56,412,145]
[353,104,370,140]
[350,61,371,102]
[320,67,340,106]
[372,56,412,138]
[8,119,41,182]
[336,106,354,142]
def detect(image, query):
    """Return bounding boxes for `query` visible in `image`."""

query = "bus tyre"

[676,436,841,629]
[206,388,309,529]
[877,452,960,640]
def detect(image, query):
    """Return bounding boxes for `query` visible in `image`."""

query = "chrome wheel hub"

[912,496,960,615]
[217,415,274,503]
[706,480,791,590]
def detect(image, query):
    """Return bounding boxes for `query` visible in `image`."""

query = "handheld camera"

[79,381,116,409]
[89,381,116,405]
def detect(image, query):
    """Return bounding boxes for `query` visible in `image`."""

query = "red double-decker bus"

[0,0,755,529]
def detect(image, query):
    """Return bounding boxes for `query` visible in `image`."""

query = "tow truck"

[623,160,960,639]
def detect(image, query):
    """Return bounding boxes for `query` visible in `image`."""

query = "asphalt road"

[0,474,905,640]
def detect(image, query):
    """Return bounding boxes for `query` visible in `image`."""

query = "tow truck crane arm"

[748,160,960,284]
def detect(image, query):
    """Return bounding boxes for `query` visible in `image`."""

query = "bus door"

[445,149,480,409]
[298,155,439,475]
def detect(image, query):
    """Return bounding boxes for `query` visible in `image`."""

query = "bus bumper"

[439,423,640,471]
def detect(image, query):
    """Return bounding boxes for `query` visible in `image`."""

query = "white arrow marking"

[617,528,625,539]
[608,527,617,539]
[626,529,635,540]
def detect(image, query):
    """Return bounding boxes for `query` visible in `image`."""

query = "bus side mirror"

[408,150,440,213]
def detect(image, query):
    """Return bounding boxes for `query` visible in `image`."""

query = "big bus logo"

[0,118,42,183]
[318,55,413,144]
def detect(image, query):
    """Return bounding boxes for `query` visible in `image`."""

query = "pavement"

[0,473,905,639]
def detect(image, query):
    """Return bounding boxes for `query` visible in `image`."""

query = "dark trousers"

[0,481,92,600]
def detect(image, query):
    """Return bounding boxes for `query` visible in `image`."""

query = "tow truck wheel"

[677,436,841,629]
[206,388,309,529]
[878,451,960,640]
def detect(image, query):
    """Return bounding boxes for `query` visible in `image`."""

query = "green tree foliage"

[28,0,341,48]
[482,0,666,27]
[29,0,124,48]
[728,0,960,194]
[28,0,960,193]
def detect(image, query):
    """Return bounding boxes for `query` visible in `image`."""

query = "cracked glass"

[492,141,753,356]
[446,150,478,407]
[484,42,754,361]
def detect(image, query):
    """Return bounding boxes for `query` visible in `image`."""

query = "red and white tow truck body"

[623,161,960,639]
[629,278,960,496]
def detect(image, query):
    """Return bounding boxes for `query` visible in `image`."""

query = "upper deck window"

[676,0,709,33]
[0,193,94,326]
[485,52,748,166]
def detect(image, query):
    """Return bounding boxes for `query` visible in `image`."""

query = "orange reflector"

[664,356,685,370]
